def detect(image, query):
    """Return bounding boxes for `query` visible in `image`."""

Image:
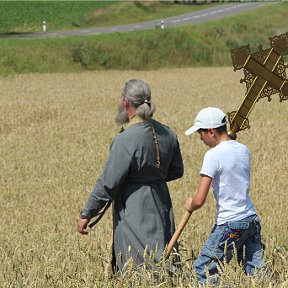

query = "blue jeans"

[193,214,264,285]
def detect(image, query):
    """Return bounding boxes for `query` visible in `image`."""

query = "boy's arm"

[184,174,212,212]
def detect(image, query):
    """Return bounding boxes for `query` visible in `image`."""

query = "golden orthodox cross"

[227,32,288,139]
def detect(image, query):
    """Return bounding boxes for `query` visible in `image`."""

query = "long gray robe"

[83,118,184,271]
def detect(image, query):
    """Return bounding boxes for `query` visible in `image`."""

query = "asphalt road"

[0,2,268,39]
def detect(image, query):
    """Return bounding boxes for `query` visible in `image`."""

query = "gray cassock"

[83,117,184,271]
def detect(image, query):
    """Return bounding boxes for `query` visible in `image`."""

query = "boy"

[184,107,264,285]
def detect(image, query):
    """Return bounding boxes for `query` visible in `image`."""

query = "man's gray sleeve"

[166,136,184,182]
[82,136,131,218]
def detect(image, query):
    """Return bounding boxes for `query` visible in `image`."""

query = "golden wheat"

[0,68,287,287]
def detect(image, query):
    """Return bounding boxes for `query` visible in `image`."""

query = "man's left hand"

[76,218,90,235]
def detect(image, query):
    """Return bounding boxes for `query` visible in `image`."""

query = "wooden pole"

[165,210,192,259]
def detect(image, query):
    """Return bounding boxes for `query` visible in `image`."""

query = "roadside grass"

[0,68,287,287]
[81,1,220,28]
[0,1,218,34]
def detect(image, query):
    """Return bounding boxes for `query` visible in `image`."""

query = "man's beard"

[115,104,129,125]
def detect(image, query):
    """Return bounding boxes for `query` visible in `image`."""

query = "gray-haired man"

[77,79,184,272]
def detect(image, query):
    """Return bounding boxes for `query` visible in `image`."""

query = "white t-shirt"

[200,140,256,225]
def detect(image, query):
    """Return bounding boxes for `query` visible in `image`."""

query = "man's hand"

[76,218,90,235]
[184,197,194,213]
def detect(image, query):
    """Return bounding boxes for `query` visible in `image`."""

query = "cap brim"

[185,126,199,136]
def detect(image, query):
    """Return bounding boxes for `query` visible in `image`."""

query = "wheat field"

[0,68,287,287]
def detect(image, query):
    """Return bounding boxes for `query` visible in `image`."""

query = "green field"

[0,2,287,76]
[0,1,114,33]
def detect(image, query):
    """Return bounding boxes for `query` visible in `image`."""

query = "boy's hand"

[184,197,194,213]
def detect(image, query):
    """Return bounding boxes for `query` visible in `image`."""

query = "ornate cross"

[227,32,288,139]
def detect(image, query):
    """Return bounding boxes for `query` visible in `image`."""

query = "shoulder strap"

[88,202,112,229]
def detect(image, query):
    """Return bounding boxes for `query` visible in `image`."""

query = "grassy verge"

[0,2,287,76]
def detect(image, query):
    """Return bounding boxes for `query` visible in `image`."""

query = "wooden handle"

[165,210,192,259]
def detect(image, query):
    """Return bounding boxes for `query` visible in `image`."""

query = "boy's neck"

[217,133,232,144]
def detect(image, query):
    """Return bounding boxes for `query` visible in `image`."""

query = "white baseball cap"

[185,107,226,136]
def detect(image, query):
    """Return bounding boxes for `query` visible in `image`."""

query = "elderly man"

[77,79,184,271]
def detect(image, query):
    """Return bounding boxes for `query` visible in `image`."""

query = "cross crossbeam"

[227,33,288,139]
